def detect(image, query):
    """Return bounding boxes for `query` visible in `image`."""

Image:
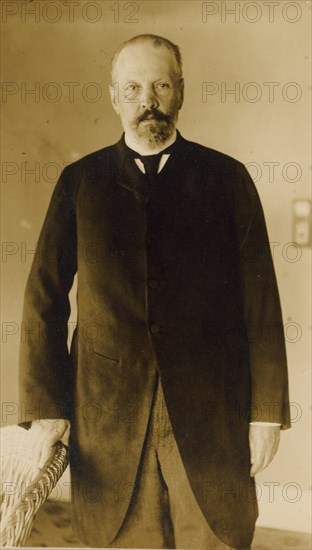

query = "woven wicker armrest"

[0,425,69,548]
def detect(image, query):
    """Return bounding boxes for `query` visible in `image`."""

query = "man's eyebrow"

[120,77,175,88]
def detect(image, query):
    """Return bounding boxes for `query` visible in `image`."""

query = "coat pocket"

[92,343,120,365]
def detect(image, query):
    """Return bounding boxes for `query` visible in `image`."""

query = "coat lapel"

[114,135,150,196]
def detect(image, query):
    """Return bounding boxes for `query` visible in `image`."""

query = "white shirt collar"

[124,130,177,174]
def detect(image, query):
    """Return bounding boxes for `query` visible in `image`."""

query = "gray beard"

[136,119,175,149]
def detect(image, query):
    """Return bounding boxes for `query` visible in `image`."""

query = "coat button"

[150,324,160,334]
[149,279,159,289]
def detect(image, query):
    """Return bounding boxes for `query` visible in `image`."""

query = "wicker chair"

[0,425,69,547]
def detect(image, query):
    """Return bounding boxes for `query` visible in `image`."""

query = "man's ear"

[178,78,184,110]
[109,84,120,115]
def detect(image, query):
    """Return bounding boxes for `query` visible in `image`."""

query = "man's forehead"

[113,42,177,79]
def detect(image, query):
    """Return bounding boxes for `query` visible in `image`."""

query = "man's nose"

[140,86,159,109]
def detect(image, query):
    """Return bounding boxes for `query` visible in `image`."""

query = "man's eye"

[124,84,140,97]
[125,85,137,92]
[155,83,171,95]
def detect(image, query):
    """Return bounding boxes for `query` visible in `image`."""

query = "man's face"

[110,41,184,148]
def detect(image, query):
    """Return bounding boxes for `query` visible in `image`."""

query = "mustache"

[137,108,172,124]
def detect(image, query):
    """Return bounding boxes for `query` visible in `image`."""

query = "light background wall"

[1,0,311,536]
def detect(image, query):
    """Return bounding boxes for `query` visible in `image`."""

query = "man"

[19,35,290,549]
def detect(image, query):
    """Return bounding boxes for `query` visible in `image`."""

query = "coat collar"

[113,130,190,196]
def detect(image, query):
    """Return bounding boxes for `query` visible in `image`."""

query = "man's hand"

[249,424,280,477]
[29,418,70,470]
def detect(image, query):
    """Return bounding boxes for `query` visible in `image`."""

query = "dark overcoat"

[19,132,290,549]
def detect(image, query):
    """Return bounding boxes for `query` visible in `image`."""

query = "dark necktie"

[138,152,163,177]
[125,140,178,178]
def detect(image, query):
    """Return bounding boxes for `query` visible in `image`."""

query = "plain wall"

[1,0,310,535]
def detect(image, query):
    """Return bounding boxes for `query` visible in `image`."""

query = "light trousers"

[109,377,251,550]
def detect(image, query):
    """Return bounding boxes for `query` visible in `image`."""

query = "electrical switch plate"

[293,200,311,246]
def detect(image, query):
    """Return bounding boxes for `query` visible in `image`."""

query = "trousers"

[109,376,251,550]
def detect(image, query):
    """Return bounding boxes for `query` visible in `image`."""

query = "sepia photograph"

[0,1,311,549]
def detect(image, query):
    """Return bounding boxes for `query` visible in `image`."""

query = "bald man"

[20,34,290,550]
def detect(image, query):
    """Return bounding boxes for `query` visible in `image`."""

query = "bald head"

[111,34,183,83]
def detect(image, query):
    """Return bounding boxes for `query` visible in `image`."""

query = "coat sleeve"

[234,163,291,429]
[19,165,77,423]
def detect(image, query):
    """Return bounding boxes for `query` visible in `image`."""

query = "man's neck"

[124,129,177,156]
